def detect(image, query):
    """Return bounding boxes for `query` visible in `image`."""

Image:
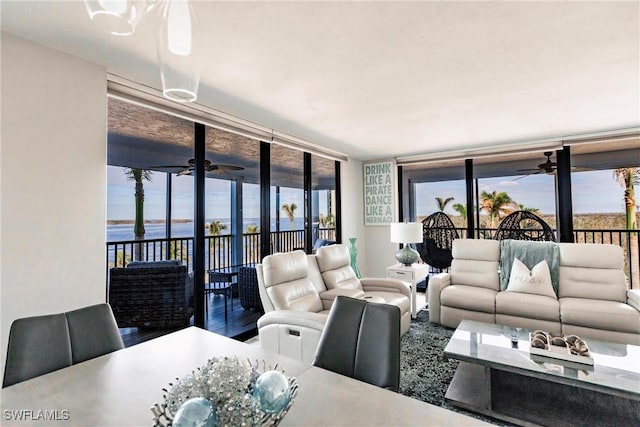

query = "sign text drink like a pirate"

[364,161,395,225]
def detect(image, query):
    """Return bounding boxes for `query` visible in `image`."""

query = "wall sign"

[364,160,396,226]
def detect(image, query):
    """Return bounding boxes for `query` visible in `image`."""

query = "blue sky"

[109,166,637,222]
[107,166,319,221]
[415,169,638,216]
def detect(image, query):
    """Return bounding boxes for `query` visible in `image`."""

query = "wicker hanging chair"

[494,210,557,242]
[415,212,460,271]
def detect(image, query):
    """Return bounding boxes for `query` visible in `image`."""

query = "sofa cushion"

[441,285,496,314]
[262,250,310,285]
[261,251,323,313]
[558,243,627,302]
[451,259,500,291]
[266,278,324,312]
[560,297,640,334]
[127,260,183,268]
[506,258,556,299]
[499,240,559,294]
[316,245,363,290]
[452,239,500,261]
[496,292,559,322]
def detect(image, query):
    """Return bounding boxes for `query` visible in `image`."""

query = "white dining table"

[1,327,489,426]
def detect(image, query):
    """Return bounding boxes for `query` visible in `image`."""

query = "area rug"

[400,310,511,426]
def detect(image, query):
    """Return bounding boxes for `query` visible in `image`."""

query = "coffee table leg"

[484,366,492,412]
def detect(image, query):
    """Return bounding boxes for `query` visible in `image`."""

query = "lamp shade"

[84,0,155,36]
[390,222,422,244]
[157,0,200,102]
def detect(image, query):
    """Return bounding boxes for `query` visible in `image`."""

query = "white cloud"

[497,180,518,187]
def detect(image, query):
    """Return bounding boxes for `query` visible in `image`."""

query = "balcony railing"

[106,228,337,282]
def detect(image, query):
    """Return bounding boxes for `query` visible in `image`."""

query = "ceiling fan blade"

[213,164,244,171]
[150,164,190,169]
[177,168,193,176]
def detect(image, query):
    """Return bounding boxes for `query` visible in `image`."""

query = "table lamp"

[390,222,423,266]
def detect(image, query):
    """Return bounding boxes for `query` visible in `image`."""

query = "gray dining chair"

[3,313,73,387]
[313,296,401,392]
[3,303,124,388]
[65,303,124,364]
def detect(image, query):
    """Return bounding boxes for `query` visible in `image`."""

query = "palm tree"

[480,190,516,228]
[452,203,467,221]
[614,168,639,288]
[208,220,228,236]
[282,203,298,229]
[245,224,259,233]
[435,197,454,212]
[518,203,540,214]
[125,168,152,261]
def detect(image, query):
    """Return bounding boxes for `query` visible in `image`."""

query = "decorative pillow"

[506,258,557,299]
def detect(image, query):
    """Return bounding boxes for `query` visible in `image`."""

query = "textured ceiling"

[2,1,639,160]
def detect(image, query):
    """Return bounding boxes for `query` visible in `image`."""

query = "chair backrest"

[3,313,72,387]
[451,239,500,291]
[313,296,401,391]
[3,303,124,388]
[494,210,557,242]
[558,243,627,302]
[108,263,193,328]
[65,303,124,364]
[257,250,323,313]
[416,212,460,270]
[315,244,362,290]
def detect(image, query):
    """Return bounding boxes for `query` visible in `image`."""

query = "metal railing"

[106,228,337,280]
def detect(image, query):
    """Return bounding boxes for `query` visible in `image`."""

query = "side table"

[387,263,430,319]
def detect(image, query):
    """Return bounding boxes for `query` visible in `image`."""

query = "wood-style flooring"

[119,292,262,347]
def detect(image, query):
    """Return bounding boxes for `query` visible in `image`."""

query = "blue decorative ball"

[252,370,291,414]
[172,397,216,427]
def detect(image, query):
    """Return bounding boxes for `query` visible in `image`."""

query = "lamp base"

[395,246,420,266]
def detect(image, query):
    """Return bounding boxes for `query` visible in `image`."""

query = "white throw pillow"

[506,258,557,298]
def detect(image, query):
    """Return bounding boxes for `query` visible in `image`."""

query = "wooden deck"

[119,292,262,347]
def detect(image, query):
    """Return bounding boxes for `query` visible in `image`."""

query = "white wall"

[0,33,107,375]
[340,159,396,277]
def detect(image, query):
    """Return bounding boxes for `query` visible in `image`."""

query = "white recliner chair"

[256,245,411,364]
[256,251,329,364]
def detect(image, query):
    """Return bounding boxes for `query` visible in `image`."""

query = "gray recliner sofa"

[428,239,640,345]
[256,245,411,364]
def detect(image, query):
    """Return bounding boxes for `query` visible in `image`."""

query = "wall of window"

[312,155,337,244]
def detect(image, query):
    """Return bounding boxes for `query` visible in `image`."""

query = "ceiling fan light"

[167,0,192,56]
[84,0,155,36]
[157,0,199,103]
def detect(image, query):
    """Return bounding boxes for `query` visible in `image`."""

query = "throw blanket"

[499,240,560,295]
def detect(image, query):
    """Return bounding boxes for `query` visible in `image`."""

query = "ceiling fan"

[153,158,244,176]
[515,151,593,180]
[518,151,558,176]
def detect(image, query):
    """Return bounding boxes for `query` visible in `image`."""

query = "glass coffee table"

[443,320,640,426]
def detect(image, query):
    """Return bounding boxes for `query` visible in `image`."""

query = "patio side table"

[207,267,240,321]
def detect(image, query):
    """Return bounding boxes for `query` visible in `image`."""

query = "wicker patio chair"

[494,210,557,242]
[108,260,194,329]
[238,266,264,312]
[415,212,459,272]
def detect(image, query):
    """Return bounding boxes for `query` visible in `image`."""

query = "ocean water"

[106,218,306,242]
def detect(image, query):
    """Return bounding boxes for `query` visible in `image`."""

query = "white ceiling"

[2,1,639,160]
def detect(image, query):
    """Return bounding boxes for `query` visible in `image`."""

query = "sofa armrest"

[360,277,411,299]
[627,289,640,312]
[319,288,365,310]
[257,310,328,331]
[428,272,451,324]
